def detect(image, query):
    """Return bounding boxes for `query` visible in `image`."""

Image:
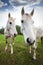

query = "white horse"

[4,13,17,54]
[21,7,38,60]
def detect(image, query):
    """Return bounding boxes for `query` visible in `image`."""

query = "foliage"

[0,27,4,34]
[16,25,22,35]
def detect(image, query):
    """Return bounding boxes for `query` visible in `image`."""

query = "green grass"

[0,34,43,65]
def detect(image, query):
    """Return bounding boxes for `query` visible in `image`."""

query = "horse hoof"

[29,51,31,54]
[11,51,13,54]
[32,57,36,61]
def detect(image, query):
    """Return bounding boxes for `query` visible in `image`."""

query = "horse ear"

[8,13,11,18]
[21,7,25,15]
[30,9,34,16]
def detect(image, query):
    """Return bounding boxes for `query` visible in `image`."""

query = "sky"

[0,0,43,28]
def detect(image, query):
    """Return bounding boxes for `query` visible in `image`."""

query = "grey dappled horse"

[4,13,17,54]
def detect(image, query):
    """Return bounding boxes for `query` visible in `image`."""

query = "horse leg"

[13,37,14,45]
[29,46,31,53]
[5,36,8,51]
[10,36,14,54]
[32,42,37,60]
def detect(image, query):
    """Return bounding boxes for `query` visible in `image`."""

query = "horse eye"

[9,22,12,24]
[21,20,24,23]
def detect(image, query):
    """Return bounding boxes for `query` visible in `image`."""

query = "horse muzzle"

[26,38,35,45]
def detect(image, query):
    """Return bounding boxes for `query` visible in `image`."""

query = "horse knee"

[33,43,37,50]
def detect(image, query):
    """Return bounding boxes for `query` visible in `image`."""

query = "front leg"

[5,36,8,51]
[29,46,32,54]
[10,36,14,54]
[32,42,37,60]
[33,48,36,60]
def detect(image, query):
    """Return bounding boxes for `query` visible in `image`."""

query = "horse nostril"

[27,38,30,43]
[10,22,12,24]
[21,20,24,23]
[27,38,35,45]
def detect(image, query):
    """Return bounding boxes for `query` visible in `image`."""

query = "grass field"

[0,34,43,65]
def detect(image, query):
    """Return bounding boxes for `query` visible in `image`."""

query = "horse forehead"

[22,14,32,22]
[22,13,31,19]
[9,17,14,22]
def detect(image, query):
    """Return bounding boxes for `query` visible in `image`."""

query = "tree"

[16,25,22,35]
[0,27,4,34]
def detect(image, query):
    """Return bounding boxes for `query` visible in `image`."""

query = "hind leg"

[5,36,8,51]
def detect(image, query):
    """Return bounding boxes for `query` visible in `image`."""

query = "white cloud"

[32,6,43,27]
[0,7,21,28]
[17,0,27,3]
[0,0,7,7]
[9,0,42,6]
